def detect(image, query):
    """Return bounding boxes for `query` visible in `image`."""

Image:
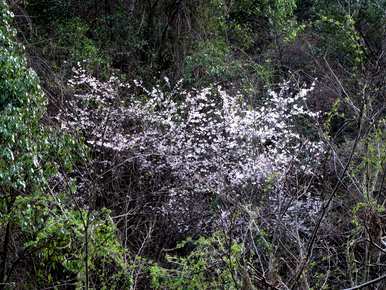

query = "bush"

[150,232,244,289]
[0,2,127,288]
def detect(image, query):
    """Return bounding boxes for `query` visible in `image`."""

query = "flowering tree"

[59,65,326,236]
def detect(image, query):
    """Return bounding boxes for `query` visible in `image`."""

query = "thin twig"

[289,104,364,289]
[342,273,386,290]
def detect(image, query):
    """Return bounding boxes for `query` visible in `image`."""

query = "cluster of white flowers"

[58,65,326,231]
[59,65,133,151]
[129,79,325,190]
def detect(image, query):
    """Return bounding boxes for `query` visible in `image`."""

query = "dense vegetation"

[1,0,385,289]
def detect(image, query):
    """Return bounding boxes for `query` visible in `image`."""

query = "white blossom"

[58,65,326,230]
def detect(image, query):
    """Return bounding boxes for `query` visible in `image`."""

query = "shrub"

[60,65,325,236]
[0,2,127,288]
[150,232,244,289]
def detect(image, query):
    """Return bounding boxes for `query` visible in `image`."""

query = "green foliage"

[310,0,385,68]
[0,0,66,194]
[227,0,299,47]
[56,19,103,62]
[324,98,343,140]
[183,39,243,86]
[314,15,365,67]
[150,232,245,289]
[350,119,386,199]
[352,199,384,227]
[47,18,109,74]
[10,195,130,288]
[0,2,127,287]
[0,9,42,111]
